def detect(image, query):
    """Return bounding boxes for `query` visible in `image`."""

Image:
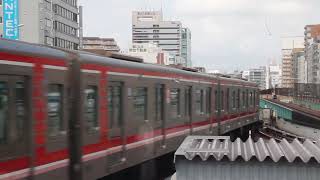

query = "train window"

[185,87,192,117]
[16,82,26,140]
[221,90,224,110]
[232,91,236,108]
[170,88,180,118]
[226,88,230,111]
[214,90,218,110]
[250,92,253,105]
[237,89,240,108]
[242,91,246,107]
[0,82,8,144]
[48,84,63,136]
[133,87,147,121]
[206,88,211,114]
[85,86,98,131]
[155,84,164,121]
[253,91,256,106]
[108,84,122,129]
[245,90,248,107]
[195,89,204,114]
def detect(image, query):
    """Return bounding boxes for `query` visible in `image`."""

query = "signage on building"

[3,0,19,40]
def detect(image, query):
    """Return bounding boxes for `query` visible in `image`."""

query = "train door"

[184,86,192,134]
[107,81,125,169]
[0,75,30,174]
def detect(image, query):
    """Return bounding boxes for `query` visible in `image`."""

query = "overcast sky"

[79,0,320,72]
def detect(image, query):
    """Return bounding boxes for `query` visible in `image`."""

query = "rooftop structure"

[83,37,120,53]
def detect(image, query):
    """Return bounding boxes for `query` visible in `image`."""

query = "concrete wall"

[20,0,41,43]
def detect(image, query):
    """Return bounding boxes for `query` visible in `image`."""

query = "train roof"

[0,38,257,87]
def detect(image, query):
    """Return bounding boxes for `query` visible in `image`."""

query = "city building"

[1,0,80,50]
[181,28,192,67]
[304,24,320,84]
[132,11,191,67]
[242,70,250,80]
[281,37,304,88]
[127,43,169,65]
[248,67,266,90]
[83,37,120,54]
[266,62,282,89]
[292,50,307,83]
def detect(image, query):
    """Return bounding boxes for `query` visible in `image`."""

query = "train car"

[0,39,259,180]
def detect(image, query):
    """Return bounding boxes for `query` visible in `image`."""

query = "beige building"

[281,37,304,88]
[304,24,320,84]
[1,0,80,50]
[83,37,120,53]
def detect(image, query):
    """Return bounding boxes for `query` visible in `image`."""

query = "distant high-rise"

[248,67,267,90]
[0,0,80,50]
[281,37,304,88]
[181,28,192,67]
[132,11,191,67]
[304,24,320,84]
[292,50,307,84]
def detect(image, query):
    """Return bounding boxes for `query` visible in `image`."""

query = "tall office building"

[248,67,267,90]
[181,28,191,67]
[132,11,191,67]
[281,37,304,88]
[292,50,307,84]
[266,62,282,89]
[1,0,80,50]
[304,24,320,84]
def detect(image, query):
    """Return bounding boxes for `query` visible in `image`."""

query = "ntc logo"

[3,0,19,40]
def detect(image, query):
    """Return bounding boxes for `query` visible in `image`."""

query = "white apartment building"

[266,63,282,89]
[248,67,267,90]
[132,11,191,67]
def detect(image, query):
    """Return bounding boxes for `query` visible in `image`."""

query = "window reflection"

[133,87,147,121]
[85,86,98,130]
[170,88,180,118]
[48,84,63,136]
[108,85,121,129]
[15,82,25,139]
[0,82,8,144]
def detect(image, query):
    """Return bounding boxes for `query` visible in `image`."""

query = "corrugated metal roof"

[175,136,320,163]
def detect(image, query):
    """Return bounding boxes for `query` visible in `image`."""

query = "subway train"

[0,39,259,180]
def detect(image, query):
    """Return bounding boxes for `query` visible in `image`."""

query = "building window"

[45,36,54,46]
[85,86,98,131]
[132,87,147,121]
[108,83,122,129]
[47,84,63,136]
